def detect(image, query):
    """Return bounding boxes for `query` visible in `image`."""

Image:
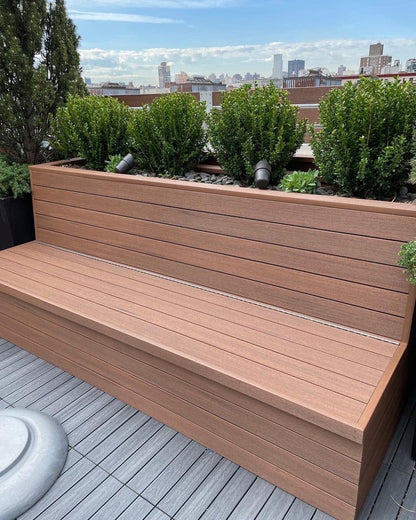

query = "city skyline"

[66,0,416,85]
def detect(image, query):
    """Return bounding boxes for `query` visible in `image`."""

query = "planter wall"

[0,195,35,251]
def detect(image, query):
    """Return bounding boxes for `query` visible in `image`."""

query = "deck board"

[0,338,414,520]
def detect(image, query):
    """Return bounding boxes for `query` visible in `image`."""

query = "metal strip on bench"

[47,244,400,347]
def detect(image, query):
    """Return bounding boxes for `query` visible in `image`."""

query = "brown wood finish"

[0,161,414,520]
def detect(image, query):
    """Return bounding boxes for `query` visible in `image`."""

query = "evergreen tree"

[0,0,87,164]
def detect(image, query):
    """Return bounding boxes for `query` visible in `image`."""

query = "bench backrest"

[30,161,416,342]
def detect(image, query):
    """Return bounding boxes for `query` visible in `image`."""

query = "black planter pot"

[0,194,35,251]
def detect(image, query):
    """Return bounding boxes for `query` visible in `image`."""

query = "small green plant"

[129,93,206,176]
[51,95,132,171]
[398,240,416,285]
[279,170,320,194]
[207,83,306,185]
[105,154,123,173]
[0,155,31,198]
[311,77,416,199]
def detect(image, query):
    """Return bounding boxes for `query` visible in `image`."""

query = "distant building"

[406,59,416,73]
[272,54,283,79]
[359,43,392,75]
[283,68,341,88]
[381,60,401,74]
[84,77,92,86]
[337,65,346,76]
[87,82,140,96]
[168,76,226,93]
[288,59,305,78]
[336,71,416,85]
[175,71,189,84]
[158,62,171,88]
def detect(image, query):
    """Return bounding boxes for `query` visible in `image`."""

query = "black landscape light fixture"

[115,153,134,174]
[254,160,271,189]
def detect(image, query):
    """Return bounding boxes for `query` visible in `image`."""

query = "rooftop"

[1,336,415,520]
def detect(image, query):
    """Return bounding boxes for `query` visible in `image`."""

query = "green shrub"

[0,155,31,198]
[398,240,416,285]
[129,93,206,176]
[311,78,416,199]
[51,95,132,170]
[207,83,306,184]
[279,170,319,194]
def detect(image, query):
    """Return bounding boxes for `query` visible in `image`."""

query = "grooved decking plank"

[227,477,275,520]
[173,458,239,520]
[88,486,141,520]
[113,426,179,484]
[18,456,97,520]
[127,434,191,494]
[61,392,115,433]
[12,371,75,407]
[5,365,64,403]
[98,418,166,475]
[114,497,154,520]
[254,488,295,520]
[366,467,411,519]
[141,441,207,505]
[198,466,257,520]
[68,398,130,447]
[157,449,223,517]
[61,475,123,520]
[73,406,144,455]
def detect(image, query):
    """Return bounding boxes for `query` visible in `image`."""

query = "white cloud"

[69,10,182,23]
[80,38,416,84]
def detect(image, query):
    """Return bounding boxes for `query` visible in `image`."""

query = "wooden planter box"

[0,157,415,520]
[0,194,35,251]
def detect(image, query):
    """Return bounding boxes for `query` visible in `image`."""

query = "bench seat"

[0,161,415,520]
[0,240,405,520]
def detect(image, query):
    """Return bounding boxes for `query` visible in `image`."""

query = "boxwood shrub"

[51,95,132,171]
[207,83,306,185]
[311,78,416,199]
[129,93,206,176]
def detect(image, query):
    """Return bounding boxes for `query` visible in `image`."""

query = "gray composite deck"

[0,336,415,520]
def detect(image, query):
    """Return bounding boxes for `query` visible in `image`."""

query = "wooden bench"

[0,158,415,520]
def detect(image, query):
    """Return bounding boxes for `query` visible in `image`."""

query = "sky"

[65,0,416,86]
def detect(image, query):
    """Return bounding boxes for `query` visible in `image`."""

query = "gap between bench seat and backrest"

[29,161,416,344]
